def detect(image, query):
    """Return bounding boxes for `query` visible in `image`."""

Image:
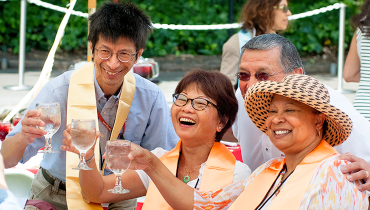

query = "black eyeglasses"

[94,48,138,63]
[235,71,284,82]
[273,5,290,13]
[172,94,218,111]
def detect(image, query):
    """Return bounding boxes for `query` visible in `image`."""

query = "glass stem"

[80,153,86,165]
[115,175,122,189]
[45,136,51,149]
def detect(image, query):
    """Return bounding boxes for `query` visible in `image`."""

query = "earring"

[317,129,321,137]
[217,126,222,132]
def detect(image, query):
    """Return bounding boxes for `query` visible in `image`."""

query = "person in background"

[233,34,370,191]
[343,0,370,120]
[220,0,291,89]
[61,70,251,209]
[1,1,178,210]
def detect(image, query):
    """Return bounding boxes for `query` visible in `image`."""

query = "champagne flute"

[36,102,61,153]
[71,119,96,170]
[106,140,131,194]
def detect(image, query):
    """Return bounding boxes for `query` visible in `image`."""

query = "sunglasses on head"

[273,5,290,13]
[235,71,284,81]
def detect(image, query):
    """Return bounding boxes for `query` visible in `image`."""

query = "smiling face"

[268,0,291,33]
[91,36,143,96]
[171,83,224,145]
[266,94,325,156]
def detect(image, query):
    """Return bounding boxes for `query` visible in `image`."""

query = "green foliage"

[0,0,88,53]
[133,0,244,57]
[0,0,364,56]
[283,0,360,56]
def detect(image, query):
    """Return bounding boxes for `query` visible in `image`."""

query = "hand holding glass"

[71,119,96,170]
[106,140,131,194]
[36,102,61,153]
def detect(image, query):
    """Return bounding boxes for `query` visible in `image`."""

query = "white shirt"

[233,85,370,171]
[136,148,251,190]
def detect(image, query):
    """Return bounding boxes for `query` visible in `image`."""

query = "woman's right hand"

[61,124,99,157]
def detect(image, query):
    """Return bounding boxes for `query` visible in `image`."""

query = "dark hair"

[350,0,370,36]
[241,33,305,74]
[240,0,282,36]
[87,1,152,57]
[174,69,238,142]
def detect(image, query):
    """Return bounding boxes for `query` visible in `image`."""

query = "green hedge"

[0,0,363,57]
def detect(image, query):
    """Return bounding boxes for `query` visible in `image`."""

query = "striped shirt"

[353,27,370,119]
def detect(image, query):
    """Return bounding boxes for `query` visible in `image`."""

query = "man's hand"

[20,110,46,144]
[339,152,370,192]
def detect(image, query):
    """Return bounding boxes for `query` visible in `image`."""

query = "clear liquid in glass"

[36,102,61,153]
[71,119,96,170]
[106,140,131,194]
[71,128,96,154]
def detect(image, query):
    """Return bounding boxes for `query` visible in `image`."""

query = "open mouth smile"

[179,117,196,125]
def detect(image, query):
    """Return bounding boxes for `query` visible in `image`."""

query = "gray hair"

[241,34,305,74]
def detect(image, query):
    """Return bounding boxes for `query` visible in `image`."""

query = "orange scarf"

[142,140,236,210]
[228,140,337,210]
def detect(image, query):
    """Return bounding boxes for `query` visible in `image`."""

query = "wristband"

[85,153,95,164]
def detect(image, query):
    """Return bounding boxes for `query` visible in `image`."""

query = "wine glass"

[36,102,61,153]
[106,140,131,194]
[71,119,96,170]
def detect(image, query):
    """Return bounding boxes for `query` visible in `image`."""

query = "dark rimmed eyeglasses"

[172,94,218,111]
[94,48,138,63]
[235,71,284,82]
[273,5,290,13]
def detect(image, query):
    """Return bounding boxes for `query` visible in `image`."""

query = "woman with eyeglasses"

[61,69,251,209]
[220,0,291,89]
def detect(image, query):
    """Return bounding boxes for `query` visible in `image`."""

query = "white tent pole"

[4,0,32,91]
[337,3,345,92]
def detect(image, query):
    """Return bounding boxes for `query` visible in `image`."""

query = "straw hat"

[245,74,352,147]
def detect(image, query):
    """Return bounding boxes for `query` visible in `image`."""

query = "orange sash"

[228,140,337,210]
[142,140,236,210]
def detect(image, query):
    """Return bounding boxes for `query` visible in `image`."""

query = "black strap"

[256,165,294,210]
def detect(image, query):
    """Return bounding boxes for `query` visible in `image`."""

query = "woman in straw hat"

[223,74,368,209]
[112,74,368,210]
[193,74,369,209]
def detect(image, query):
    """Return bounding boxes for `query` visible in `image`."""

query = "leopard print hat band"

[245,74,352,147]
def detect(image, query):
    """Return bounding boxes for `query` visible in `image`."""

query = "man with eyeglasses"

[1,2,178,210]
[233,34,370,192]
